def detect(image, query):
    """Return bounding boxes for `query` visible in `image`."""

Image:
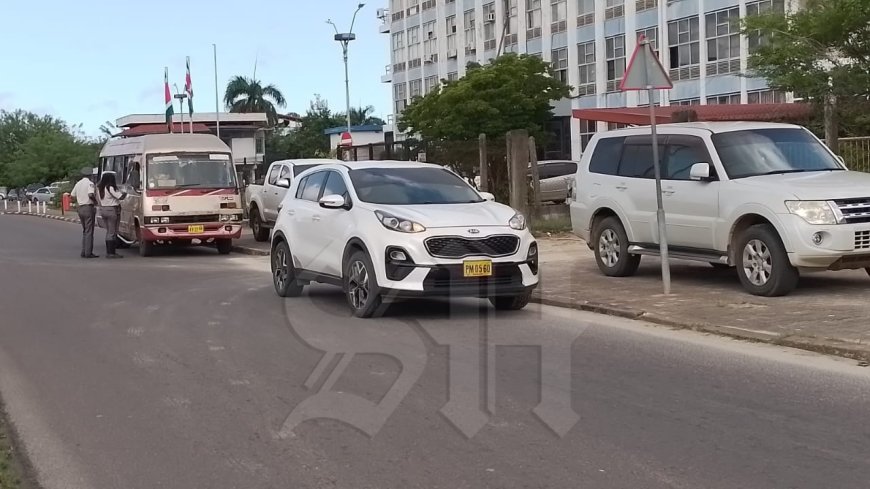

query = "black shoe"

[85,254,100,258]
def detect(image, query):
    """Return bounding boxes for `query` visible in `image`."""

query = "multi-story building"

[379,0,796,160]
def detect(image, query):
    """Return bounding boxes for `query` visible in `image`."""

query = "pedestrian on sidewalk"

[71,167,99,258]
[96,171,127,259]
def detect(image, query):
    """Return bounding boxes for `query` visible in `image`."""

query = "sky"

[0,0,391,137]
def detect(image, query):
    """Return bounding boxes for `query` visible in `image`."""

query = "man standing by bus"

[71,167,98,258]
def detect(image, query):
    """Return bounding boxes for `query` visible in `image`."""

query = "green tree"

[266,96,346,161]
[741,0,870,138]
[344,105,387,126]
[224,76,287,126]
[398,54,571,199]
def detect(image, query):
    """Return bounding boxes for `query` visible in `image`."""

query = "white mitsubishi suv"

[570,122,870,297]
[270,160,539,317]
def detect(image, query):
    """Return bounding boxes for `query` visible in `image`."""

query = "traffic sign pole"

[647,85,671,295]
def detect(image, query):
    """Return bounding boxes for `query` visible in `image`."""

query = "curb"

[1,211,79,224]
[231,245,271,257]
[530,296,870,363]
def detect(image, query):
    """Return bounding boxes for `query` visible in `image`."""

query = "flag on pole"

[164,67,174,128]
[185,57,194,116]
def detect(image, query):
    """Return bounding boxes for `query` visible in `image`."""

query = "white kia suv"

[270,161,539,317]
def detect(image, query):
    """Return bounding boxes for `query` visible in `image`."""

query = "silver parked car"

[30,187,55,203]
[532,160,578,204]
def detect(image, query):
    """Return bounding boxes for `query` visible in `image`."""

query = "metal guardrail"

[839,137,870,173]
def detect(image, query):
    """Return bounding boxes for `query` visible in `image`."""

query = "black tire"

[216,239,233,255]
[138,228,154,257]
[271,240,304,297]
[489,290,533,311]
[592,216,641,277]
[343,250,383,318]
[866,268,870,278]
[251,208,270,242]
[735,224,799,297]
[709,262,732,270]
[115,237,131,249]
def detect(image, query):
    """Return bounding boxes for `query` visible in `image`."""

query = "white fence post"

[27,201,32,213]
[17,201,21,212]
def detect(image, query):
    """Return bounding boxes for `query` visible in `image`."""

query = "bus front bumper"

[141,224,242,241]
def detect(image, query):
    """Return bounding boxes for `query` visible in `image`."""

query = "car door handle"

[662,189,676,196]
[312,215,321,222]
[286,209,295,216]
[615,184,628,191]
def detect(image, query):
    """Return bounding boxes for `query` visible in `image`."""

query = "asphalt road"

[1,215,870,489]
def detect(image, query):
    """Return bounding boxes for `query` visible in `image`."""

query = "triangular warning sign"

[620,35,673,91]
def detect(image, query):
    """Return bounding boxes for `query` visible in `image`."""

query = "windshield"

[349,167,484,205]
[712,128,843,179]
[146,153,237,189]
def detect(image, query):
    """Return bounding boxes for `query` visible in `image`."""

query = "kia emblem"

[467,228,480,234]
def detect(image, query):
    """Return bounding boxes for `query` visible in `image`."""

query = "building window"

[424,21,438,62]
[391,0,405,21]
[424,75,440,94]
[706,7,741,76]
[707,92,741,105]
[407,0,420,16]
[394,83,407,113]
[464,10,477,54]
[636,0,657,12]
[526,0,542,39]
[579,119,596,151]
[667,16,700,81]
[608,122,629,130]
[672,97,700,106]
[409,79,423,99]
[605,35,625,92]
[577,41,596,96]
[408,26,421,68]
[636,26,659,56]
[392,31,406,72]
[483,3,497,51]
[551,0,567,33]
[422,0,436,10]
[747,89,786,104]
[577,0,594,27]
[446,15,457,56]
[551,47,568,83]
[605,0,624,20]
[747,0,785,52]
[447,71,459,81]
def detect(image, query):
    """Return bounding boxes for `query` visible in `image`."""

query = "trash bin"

[62,192,71,213]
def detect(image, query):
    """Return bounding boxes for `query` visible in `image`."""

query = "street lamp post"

[174,93,188,133]
[328,3,365,135]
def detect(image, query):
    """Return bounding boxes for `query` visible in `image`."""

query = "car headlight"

[375,210,426,233]
[160,217,171,224]
[230,214,242,222]
[220,214,231,222]
[509,213,526,230]
[785,201,841,225]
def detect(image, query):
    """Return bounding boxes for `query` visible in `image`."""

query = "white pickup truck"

[570,121,870,297]
[246,159,341,241]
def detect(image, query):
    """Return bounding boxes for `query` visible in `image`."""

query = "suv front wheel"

[593,216,641,277]
[735,224,798,297]
[344,250,384,318]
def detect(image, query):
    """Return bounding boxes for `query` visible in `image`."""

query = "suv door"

[292,171,329,271]
[616,135,665,244]
[660,135,720,250]
[263,164,286,223]
[307,171,354,277]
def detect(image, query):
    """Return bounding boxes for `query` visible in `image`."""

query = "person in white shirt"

[71,168,98,258]
[96,171,127,258]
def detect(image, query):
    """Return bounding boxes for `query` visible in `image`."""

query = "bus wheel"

[216,239,233,255]
[137,228,154,257]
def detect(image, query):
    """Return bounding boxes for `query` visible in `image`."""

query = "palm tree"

[224,76,287,126]
[99,121,117,140]
[346,105,387,126]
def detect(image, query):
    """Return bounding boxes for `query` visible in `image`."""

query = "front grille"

[835,198,870,224]
[423,264,522,291]
[167,214,220,224]
[855,230,870,250]
[425,235,520,259]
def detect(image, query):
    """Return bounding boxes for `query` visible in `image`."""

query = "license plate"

[463,260,493,277]
[188,225,204,234]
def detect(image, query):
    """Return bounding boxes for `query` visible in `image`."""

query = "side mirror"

[689,163,712,181]
[276,178,291,189]
[479,192,496,201]
[319,194,348,209]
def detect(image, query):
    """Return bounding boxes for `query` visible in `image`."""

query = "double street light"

[327,3,365,135]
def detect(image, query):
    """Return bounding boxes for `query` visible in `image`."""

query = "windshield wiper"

[758,169,809,176]
[175,183,202,188]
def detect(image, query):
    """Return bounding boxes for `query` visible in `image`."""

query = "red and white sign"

[620,35,673,91]
[340,131,353,146]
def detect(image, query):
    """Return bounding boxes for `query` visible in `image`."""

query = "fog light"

[225,225,232,232]
[390,250,408,261]
[528,242,538,257]
[812,232,823,245]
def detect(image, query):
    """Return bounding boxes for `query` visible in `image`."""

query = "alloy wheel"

[273,246,288,290]
[742,239,772,286]
[598,229,620,267]
[347,260,369,309]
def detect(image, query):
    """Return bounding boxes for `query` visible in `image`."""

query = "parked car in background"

[270,160,539,317]
[6,189,22,201]
[532,160,578,204]
[30,187,55,203]
[569,121,870,297]
[0,187,7,200]
[246,159,341,241]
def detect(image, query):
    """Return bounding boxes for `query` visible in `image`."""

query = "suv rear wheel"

[593,216,640,277]
[272,241,304,297]
[735,224,798,296]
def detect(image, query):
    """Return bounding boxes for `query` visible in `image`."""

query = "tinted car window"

[618,136,666,179]
[293,164,318,176]
[349,167,483,205]
[322,171,349,199]
[279,165,291,180]
[588,137,625,175]
[268,165,281,185]
[664,136,712,180]
[300,171,328,201]
[294,176,309,198]
[712,128,842,179]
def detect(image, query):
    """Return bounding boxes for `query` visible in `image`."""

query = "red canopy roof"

[573,103,812,125]
[118,123,211,137]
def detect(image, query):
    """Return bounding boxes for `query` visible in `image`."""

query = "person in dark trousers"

[71,168,98,258]
[96,171,127,259]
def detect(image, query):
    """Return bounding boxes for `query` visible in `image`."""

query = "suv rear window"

[293,164,318,176]
[588,137,625,175]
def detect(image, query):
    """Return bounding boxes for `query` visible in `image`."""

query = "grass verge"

[0,404,30,489]
[531,216,572,237]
